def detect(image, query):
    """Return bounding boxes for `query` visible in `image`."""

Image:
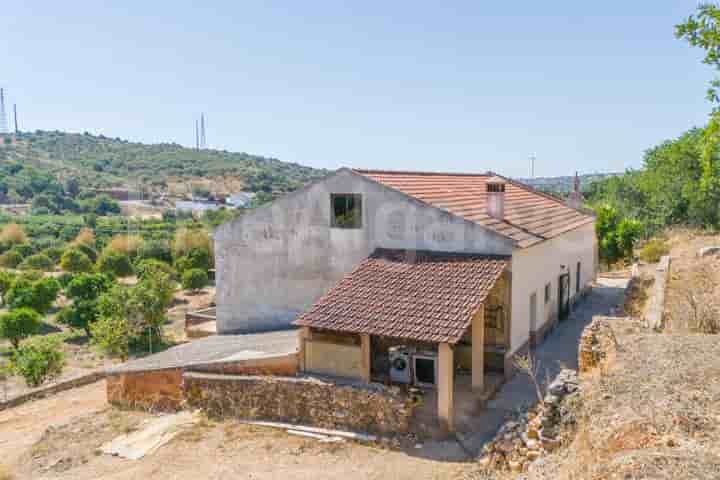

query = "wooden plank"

[240,420,377,442]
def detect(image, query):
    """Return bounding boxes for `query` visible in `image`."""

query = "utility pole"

[529,153,536,179]
[200,113,206,149]
[0,88,7,135]
[13,104,18,134]
[195,119,199,151]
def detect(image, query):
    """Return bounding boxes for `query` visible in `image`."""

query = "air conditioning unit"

[412,352,438,388]
[389,346,412,384]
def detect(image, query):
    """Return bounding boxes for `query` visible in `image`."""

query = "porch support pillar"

[298,327,310,372]
[438,342,455,432]
[472,304,485,391]
[360,333,371,382]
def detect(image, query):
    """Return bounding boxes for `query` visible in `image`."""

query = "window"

[544,282,551,304]
[576,261,581,294]
[331,194,362,229]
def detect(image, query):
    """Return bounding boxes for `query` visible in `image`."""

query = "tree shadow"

[38,322,63,335]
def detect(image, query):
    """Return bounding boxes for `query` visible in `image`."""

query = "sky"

[1,1,713,177]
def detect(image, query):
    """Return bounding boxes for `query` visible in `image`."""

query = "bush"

[175,248,211,274]
[10,244,34,257]
[10,336,65,387]
[6,277,60,313]
[181,268,208,292]
[75,243,98,263]
[136,239,172,264]
[66,273,113,301]
[91,314,129,360]
[19,253,54,271]
[639,238,670,263]
[0,250,23,268]
[97,250,133,277]
[173,227,211,259]
[0,308,41,349]
[0,223,28,245]
[136,258,176,280]
[42,246,65,263]
[72,227,96,247]
[57,272,75,288]
[0,270,16,304]
[60,248,94,273]
[107,235,143,258]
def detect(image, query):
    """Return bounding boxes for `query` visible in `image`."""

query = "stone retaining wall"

[183,372,416,434]
[578,316,617,373]
[107,368,184,411]
[0,370,106,412]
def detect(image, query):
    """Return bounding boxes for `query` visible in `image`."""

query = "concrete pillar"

[472,305,484,391]
[360,333,371,383]
[298,327,310,372]
[438,342,454,432]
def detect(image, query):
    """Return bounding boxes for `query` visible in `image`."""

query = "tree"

[10,336,65,386]
[66,273,112,301]
[127,270,175,353]
[595,204,642,266]
[0,223,27,245]
[97,250,133,277]
[0,308,41,349]
[65,177,80,198]
[136,240,172,264]
[6,277,60,314]
[0,270,16,305]
[19,253,54,271]
[60,248,93,273]
[59,273,113,336]
[181,268,208,292]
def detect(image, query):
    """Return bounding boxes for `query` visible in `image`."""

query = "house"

[214,168,596,430]
[226,191,256,208]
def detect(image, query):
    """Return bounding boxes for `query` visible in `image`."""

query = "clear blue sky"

[2,1,712,177]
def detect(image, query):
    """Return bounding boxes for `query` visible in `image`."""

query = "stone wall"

[578,316,617,373]
[107,369,184,411]
[183,372,416,434]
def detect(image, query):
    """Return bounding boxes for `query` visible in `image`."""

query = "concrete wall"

[215,169,515,333]
[509,221,597,356]
[305,340,363,379]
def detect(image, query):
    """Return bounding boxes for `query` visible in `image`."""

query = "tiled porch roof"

[294,249,508,344]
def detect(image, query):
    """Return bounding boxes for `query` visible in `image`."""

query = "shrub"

[6,277,60,313]
[60,273,113,336]
[0,223,28,245]
[58,301,97,336]
[181,268,208,292]
[57,272,75,288]
[173,227,211,259]
[60,248,93,273]
[107,235,143,258]
[91,314,130,360]
[175,248,211,274]
[19,253,54,271]
[0,308,41,349]
[42,246,65,263]
[75,243,98,263]
[10,244,34,258]
[136,239,172,264]
[0,250,23,268]
[72,227,96,247]
[136,258,176,280]
[639,238,670,263]
[10,336,65,387]
[97,250,133,277]
[66,273,113,301]
[0,270,16,305]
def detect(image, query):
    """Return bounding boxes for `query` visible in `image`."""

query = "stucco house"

[214,168,596,430]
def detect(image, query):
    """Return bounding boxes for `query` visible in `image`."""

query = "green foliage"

[42,246,65,263]
[65,273,112,301]
[19,253,54,271]
[60,248,94,273]
[175,248,211,274]
[74,242,98,263]
[135,239,172,264]
[0,308,41,349]
[10,336,65,387]
[0,270,16,304]
[60,273,113,336]
[0,250,23,268]
[6,277,60,314]
[135,258,175,280]
[91,314,130,360]
[595,204,642,266]
[127,270,175,352]
[97,250,133,277]
[181,268,208,292]
[639,238,670,263]
[11,243,34,258]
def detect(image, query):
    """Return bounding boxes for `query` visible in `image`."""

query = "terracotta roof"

[294,249,509,344]
[353,169,594,248]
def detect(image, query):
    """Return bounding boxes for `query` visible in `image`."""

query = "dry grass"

[72,227,96,247]
[107,234,143,256]
[0,223,27,245]
[173,227,212,258]
[523,319,720,480]
[0,464,14,480]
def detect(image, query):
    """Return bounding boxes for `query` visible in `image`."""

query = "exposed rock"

[698,246,720,257]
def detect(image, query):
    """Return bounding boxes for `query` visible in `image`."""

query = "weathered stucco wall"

[183,372,416,434]
[509,221,597,356]
[107,368,184,411]
[304,340,363,379]
[215,169,514,333]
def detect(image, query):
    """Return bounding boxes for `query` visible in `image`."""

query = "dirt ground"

[0,380,471,480]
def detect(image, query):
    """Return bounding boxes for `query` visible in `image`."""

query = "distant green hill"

[0,130,327,194]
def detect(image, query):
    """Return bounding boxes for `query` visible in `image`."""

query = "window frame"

[330,193,363,229]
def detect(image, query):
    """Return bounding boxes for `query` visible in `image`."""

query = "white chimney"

[486,176,506,219]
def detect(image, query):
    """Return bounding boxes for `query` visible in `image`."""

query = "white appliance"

[412,352,438,388]
[389,346,412,384]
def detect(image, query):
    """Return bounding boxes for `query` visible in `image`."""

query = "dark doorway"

[558,273,570,321]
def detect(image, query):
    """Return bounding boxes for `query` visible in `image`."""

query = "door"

[558,273,570,321]
[529,292,537,334]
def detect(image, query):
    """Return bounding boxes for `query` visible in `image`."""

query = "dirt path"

[0,381,107,469]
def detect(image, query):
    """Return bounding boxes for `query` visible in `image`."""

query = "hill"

[519,172,622,195]
[0,130,328,196]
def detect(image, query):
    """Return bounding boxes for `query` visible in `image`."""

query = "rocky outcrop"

[578,316,617,373]
[478,369,580,473]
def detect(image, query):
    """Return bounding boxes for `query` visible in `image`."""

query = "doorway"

[529,292,537,334]
[558,273,570,321]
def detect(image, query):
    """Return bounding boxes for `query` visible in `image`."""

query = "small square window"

[544,282,551,304]
[331,194,362,229]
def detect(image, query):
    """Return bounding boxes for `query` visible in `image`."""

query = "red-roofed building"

[215,168,597,430]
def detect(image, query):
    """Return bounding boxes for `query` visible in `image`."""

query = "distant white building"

[175,200,222,214]
[226,192,256,208]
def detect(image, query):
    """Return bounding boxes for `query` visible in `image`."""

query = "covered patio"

[294,248,512,432]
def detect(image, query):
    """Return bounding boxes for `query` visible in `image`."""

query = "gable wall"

[214,170,514,333]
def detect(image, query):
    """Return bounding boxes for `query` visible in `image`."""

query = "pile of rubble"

[478,369,580,473]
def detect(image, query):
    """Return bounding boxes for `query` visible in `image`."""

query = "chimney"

[486,176,506,219]
[566,171,583,209]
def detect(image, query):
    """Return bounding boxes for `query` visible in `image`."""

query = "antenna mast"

[0,88,8,135]
[200,113,206,149]
[195,119,199,151]
[529,153,536,179]
[13,104,18,134]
